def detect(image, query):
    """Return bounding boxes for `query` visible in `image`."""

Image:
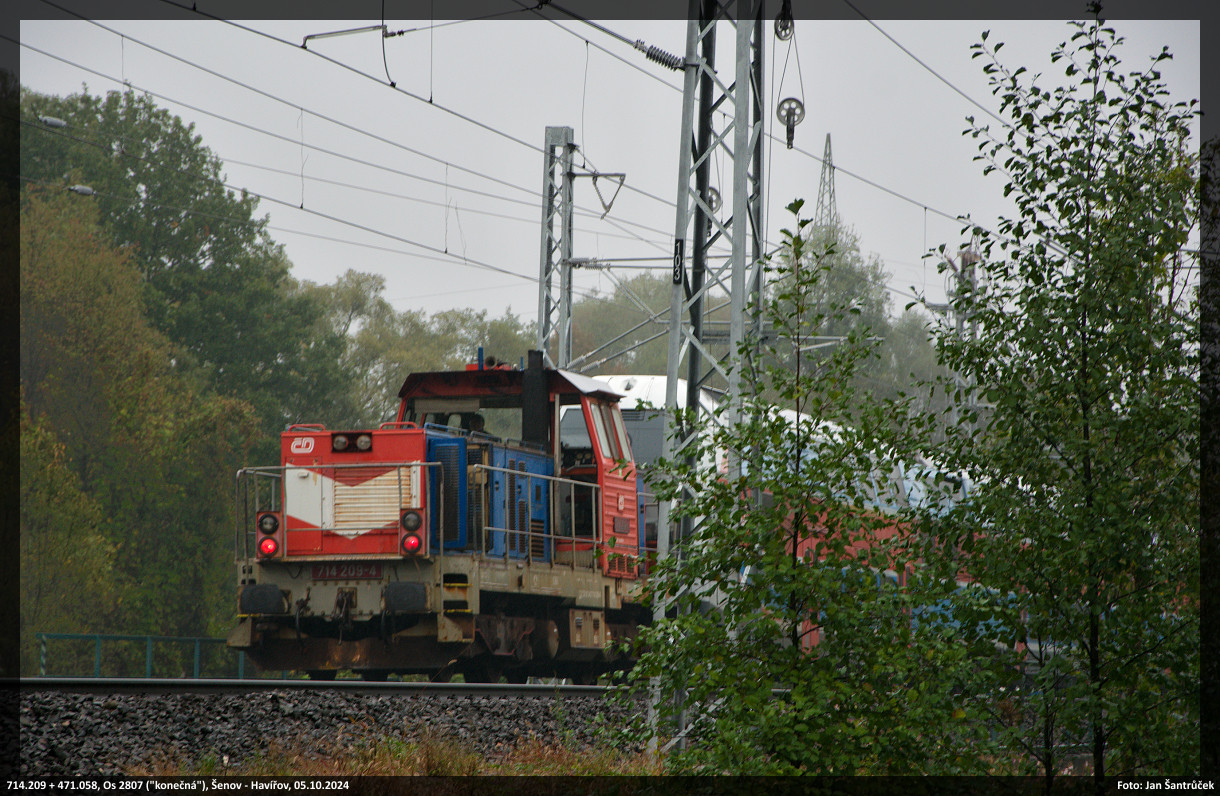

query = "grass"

[128,732,663,777]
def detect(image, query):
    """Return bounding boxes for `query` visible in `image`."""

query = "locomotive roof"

[397,366,624,402]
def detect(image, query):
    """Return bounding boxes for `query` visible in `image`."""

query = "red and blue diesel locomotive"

[227,351,646,682]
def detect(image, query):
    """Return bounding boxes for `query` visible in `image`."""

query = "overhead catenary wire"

[33,5,989,263]
[149,0,685,215]
[171,6,544,155]
[25,169,612,307]
[28,8,546,202]
[21,114,644,303]
[28,2,678,241]
[18,16,684,249]
[422,9,1043,268]
[500,11,996,266]
[838,0,1012,131]
[215,155,666,246]
[16,130,559,292]
[507,0,686,90]
[28,170,604,308]
[14,35,677,247]
[268,18,1188,302]
[26,11,1058,304]
[517,0,685,72]
[13,39,529,202]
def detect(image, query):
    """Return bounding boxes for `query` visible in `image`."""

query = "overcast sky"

[15,9,1202,342]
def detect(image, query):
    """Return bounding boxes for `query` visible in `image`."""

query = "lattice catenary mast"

[650,0,767,751]
[536,126,577,368]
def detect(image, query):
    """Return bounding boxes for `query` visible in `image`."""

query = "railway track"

[16,677,640,777]
[16,676,608,698]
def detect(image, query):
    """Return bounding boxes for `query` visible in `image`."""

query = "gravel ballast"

[19,689,645,776]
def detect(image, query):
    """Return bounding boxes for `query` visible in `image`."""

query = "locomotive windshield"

[559,405,591,448]
[408,398,523,441]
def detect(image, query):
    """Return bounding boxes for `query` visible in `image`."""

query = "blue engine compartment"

[488,444,552,560]
[426,425,552,560]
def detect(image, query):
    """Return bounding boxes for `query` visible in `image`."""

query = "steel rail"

[12,677,610,699]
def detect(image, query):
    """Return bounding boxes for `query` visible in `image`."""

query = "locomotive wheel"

[306,669,337,681]
[461,660,501,684]
[360,669,389,681]
[571,670,599,686]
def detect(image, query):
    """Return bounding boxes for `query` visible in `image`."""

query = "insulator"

[39,115,67,128]
[636,41,683,71]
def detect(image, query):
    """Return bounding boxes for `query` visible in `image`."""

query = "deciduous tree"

[21,88,348,464]
[917,17,1200,786]
[622,202,993,774]
[20,187,258,669]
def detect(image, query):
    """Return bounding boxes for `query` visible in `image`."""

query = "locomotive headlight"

[355,434,372,451]
[400,510,423,532]
[332,434,350,451]
[401,533,422,554]
[258,537,279,557]
[257,513,279,535]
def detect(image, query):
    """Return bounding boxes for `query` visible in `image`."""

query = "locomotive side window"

[411,399,521,440]
[606,405,633,461]
[588,401,618,460]
[559,407,592,448]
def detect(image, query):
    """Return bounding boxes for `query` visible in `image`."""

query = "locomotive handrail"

[424,422,545,452]
[472,463,601,555]
[235,461,441,560]
[286,423,327,431]
[469,464,576,565]
[471,463,602,492]
[469,464,637,573]
[378,421,419,429]
[235,466,282,479]
[242,460,440,473]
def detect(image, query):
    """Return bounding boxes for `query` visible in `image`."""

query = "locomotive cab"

[229,350,644,682]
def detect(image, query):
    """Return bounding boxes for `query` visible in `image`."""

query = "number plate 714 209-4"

[312,562,383,580]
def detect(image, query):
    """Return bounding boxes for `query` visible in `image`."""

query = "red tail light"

[258,536,279,557]
[401,534,423,555]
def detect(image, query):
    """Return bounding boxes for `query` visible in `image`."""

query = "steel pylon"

[660,0,766,549]
[537,126,577,368]
[814,132,839,231]
[650,0,767,752]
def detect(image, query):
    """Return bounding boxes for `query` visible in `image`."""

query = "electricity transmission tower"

[813,132,839,231]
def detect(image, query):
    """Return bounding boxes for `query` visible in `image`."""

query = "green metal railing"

[36,632,255,678]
